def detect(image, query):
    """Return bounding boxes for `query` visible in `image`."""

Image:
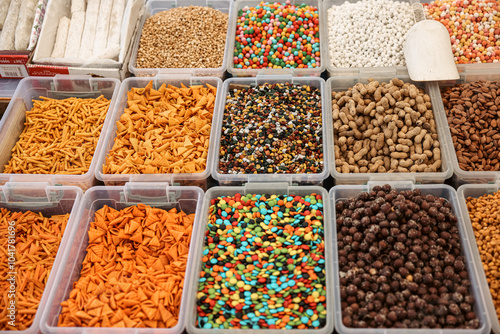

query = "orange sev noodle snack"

[103,80,216,174]
[57,204,195,328]
[0,209,70,330]
[3,96,111,175]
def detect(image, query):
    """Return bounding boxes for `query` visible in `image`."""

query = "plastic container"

[185,182,334,334]
[457,182,500,334]
[0,75,121,190]
[327,71,453,184]
[0,79,21,98]
[95,75,222,189]
[0,182,83,334]
[226,0,325,77]
[324,0,422,77]
[431,68,500,186]
[455,63,500,76]
[330,181,490,334]
[31,0,143,80]
[419,0,500,73]
[40,183,204,334]
[128,0,232,78]
[210,75,331,186]
[0,79,20,123]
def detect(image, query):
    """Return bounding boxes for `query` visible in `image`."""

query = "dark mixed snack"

[336,185,479,329]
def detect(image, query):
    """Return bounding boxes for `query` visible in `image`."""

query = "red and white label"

[0,65,28,78]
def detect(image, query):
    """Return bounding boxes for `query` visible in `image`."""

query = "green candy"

[198,193,327,330]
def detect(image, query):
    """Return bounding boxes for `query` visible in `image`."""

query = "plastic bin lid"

[0,79,22,98]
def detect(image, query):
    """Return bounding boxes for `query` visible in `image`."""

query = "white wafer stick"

[0,0,12,29]
[71,0,85,13]
[0,0,21,50]
[107,0,125,48]
[92,0,112,56]
[51,16,70,58]
[15,0,38,50]
[64,11,85,58]
[79,0,99,59]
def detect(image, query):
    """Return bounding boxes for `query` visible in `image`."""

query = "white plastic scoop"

[404,3,459,81]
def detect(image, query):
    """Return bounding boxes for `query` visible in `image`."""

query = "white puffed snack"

[14,0,38,50]
[92,0,112,56]
[327,0,414,68]
[107,0,125,48]
[0,0,21,50]
[71,0,86,13]
[79,0,100,59]
[64,11,86,58]
[0,0,12,30]
[51,16,70,58]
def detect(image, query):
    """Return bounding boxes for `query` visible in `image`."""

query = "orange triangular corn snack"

[56,204,193,329]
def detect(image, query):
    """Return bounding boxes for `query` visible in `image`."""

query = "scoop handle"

[412,2,426,23]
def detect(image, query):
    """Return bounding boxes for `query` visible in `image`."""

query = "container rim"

[326,71,454,184]
[0,76,121,190]
[210,76,330,185]
[329,183,491,334]
[40,184,205,334]
[185,183,335,334]
[226,0,325,77]
[95,75,223,184]
[128,0,233,77]
[0,183,83,334]
[456,183,500,334]
[432,69,500,184]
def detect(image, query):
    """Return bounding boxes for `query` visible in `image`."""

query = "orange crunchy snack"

[0,209,70,330]
[3,96,110,175]
[57,204,195,328]
[103,81,216,174]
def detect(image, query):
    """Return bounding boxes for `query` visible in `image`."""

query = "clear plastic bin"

[431,68,500,186]
[0,75,121,190]
[210,75,331,186]
[455,63,500,75]
[419,0,500,72]
[128,0,233,78]
[457,182,500,334]
[330,182,490,334]
[0,79,21,123]
[226,0,325,77]
[40,183,204,334]
[327,70,454,184]
[0,182,83,334]
[95,75,223,189]
[324,0,422,77]
[0,79,21,98]
[185,182,334,334]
